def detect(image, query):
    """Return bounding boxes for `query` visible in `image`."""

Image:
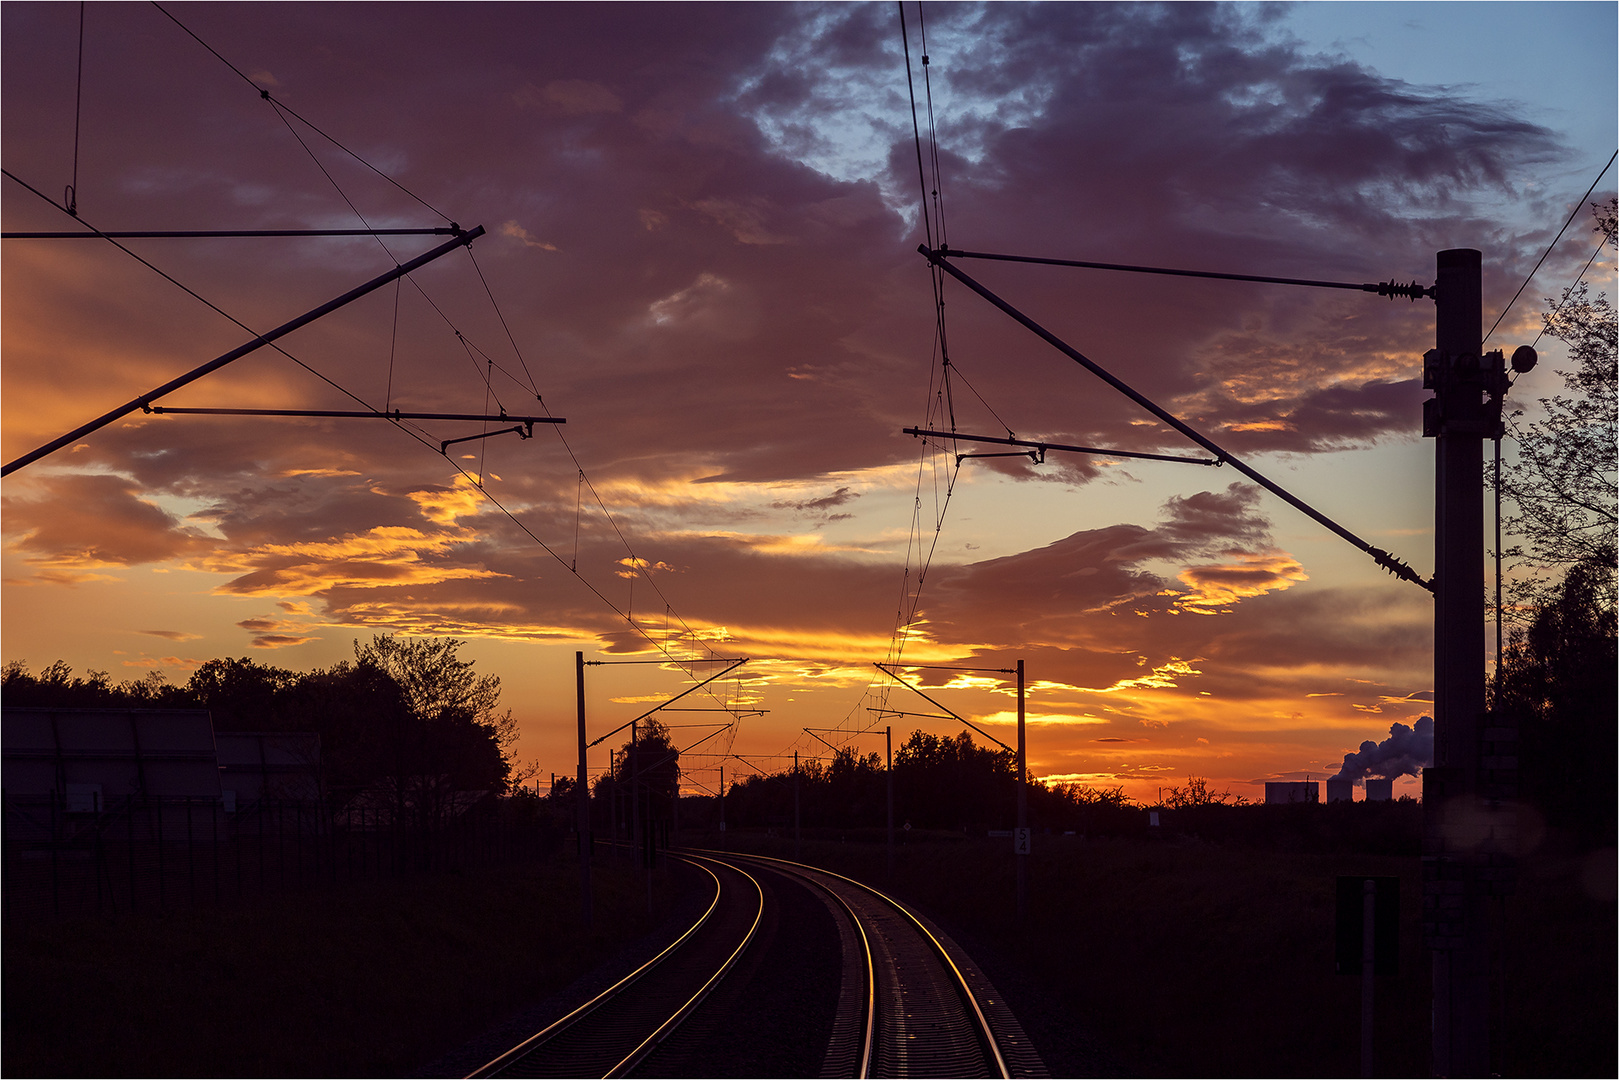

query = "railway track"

[719,850,1047,1079]
[468,849,1044,1078]
[469,853,764,1078]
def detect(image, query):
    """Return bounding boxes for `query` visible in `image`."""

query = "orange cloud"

[1175,552,1308,612]
[3,473,212,567]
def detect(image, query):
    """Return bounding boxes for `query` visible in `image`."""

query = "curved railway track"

[468,848,1044,1078]
[469,854,764,1078]
[717,850,1046,1079]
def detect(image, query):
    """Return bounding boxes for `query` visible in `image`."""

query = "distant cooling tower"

[1365,778,1394,801]
[1265,781,1319,805]
[1326,778,1354,803]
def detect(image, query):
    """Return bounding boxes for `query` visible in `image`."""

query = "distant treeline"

[2,636,518,799]
[709,730,1135,835]
[697,731,1425,854]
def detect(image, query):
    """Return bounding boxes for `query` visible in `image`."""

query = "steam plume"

[1332,716,1434,782]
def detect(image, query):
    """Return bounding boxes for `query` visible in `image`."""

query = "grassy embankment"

[702,821,1615,1078]
[3,854,670,1078]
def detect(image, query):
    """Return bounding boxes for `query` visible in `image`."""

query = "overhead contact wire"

[1484,148,1616,344]
[148,0,749,713]
[149,1,452,224]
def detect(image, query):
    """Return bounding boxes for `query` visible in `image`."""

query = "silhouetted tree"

[2,660,195,709]
[610,716,680,837]
[1162,776,1247,808]
[1496,197,1617,616]
[895,730,1017,829]
[1491,562,1617,845]
[357,635,512,786]
[6,640,522,815]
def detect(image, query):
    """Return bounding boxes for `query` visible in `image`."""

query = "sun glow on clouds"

[1174,552,1308,612]
[980,710,1110,728]
[2,0,1597,808]
[1092,658,1205,694]
[195,526,503,597]
[409,478,486,525]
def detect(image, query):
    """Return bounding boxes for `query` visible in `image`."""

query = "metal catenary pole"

[576,651,591,927]
[1016,658,1028,919]
[886,726,894,881]
[1424,248,1508,1077]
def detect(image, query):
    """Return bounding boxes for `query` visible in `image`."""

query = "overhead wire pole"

[1424,249,1514,1078]
[2,226,486,477]
[873,661,1029,915]
[886,726,894,881]
[579,656,747,877]
[1016,659,1027,920]
[918,246,1432,591]
[576,650,591,927]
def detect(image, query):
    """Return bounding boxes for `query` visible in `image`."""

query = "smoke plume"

[1332,716,1434,782]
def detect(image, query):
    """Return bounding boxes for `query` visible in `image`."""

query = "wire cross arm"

[1,225,486,478]
[145,407,564,425]
[931,244,1434,300]
[2,227,466,240]
[904,427,1220,467]
[441,424,532,455]
[873,662,1015,754]
[585,658,750,748]
[917,246,1434,593]
[868,707,961,724]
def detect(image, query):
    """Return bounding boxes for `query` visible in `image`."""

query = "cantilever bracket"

[440,423,532,456]
[957,448,1044,467]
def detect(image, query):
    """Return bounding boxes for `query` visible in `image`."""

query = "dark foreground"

[4,827,1613,1077]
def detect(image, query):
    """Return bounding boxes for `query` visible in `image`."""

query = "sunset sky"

[3,2,1614,805]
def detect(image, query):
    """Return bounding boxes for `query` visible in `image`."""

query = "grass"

[3,852,671,1078]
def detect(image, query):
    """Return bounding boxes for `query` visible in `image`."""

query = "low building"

[2,707,221,809]
[215,732,322,809]
[1265,780,1319,804]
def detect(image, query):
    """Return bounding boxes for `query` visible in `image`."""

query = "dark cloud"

[0,3,1565,784]
[1,473,211,566]
[772,486,861,513]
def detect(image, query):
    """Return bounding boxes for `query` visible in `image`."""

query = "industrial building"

[1264,780,1319,804]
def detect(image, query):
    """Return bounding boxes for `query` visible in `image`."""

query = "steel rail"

[466,854,726,1079]
[604,854,766,1077]
[694,848,1010,1079]
[774,858,879,1078]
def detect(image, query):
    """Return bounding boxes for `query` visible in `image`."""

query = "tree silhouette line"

[2,636,517,807]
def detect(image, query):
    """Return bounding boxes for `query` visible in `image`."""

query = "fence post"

[156,797,167,911]
[94,798,106,914]
[187,797,196,909]
[50,791,61,918]
[127,798,137,914]
[2,791,10,925]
